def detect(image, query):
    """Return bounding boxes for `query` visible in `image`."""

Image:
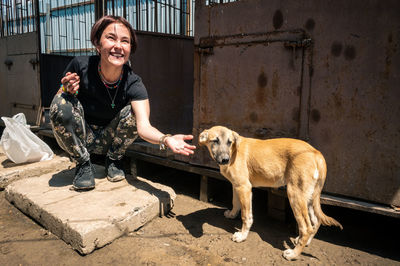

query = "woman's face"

[96,22,131,68]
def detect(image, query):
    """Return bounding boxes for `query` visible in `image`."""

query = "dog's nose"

[220,158,229,165]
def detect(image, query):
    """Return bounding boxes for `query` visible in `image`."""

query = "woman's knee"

[50,94,82,125]
[117,105,137,130]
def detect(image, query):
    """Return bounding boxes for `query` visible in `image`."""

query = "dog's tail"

[312,152,343,230]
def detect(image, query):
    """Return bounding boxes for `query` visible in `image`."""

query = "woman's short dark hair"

[90,15,138,54]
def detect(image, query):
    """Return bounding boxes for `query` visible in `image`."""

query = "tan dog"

[199,126,342,260]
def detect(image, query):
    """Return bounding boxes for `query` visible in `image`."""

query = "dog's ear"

[232,131,241,149]
[199,130,209,146]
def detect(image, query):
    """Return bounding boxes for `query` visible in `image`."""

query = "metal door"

[192,0,400,207]
[1,33,40,125]
[0,1,40,125]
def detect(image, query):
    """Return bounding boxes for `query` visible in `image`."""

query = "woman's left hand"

[165,134,196,155]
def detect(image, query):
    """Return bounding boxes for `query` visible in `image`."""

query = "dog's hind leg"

[283,184,314,260]
[293,201,321,247]
[306,201,321,246]
[224,185,241,219]
[231,184,253,242]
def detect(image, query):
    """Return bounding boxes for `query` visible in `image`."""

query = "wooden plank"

[320,194,400,218]
[125,150,224,181]
[199,175,208,202]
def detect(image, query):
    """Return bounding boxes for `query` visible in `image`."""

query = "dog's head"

[199,126,240,165]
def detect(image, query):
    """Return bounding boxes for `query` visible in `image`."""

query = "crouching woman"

[50,15,195,191]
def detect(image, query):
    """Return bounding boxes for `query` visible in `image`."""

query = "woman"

[50,15,196,191]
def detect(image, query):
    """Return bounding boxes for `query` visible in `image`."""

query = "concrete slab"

[0,146,73,190]
[5,165,176,255]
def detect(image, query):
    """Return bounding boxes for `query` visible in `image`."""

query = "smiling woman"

[49,15,196,191]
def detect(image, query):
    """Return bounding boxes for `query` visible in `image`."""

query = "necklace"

[98,63,123,108]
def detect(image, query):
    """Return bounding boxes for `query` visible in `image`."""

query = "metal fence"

[0,0,37,37]
[1,0,195,55]
[39,0,95,55]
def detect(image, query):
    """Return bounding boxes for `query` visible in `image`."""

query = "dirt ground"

[0,160,399,266]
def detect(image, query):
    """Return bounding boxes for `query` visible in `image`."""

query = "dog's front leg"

[232,184,253,243]
[224,185,241,219]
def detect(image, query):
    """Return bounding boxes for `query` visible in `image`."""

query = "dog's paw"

[232,231,247,242]
[282,248,297,261]
[224,209,238,219]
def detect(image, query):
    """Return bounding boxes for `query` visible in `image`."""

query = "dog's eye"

[227,139,232,146]
[212,138,220,144]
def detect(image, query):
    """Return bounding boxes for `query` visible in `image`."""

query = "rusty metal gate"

[0,1,40,125]
[192,0,400,208]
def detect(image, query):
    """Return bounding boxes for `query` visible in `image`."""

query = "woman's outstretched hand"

[165,134,196,156]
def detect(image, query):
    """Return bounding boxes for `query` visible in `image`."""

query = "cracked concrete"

[0,147,74,190]
[5,164,176,254]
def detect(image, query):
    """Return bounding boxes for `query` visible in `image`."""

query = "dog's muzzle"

[215,155,230,165]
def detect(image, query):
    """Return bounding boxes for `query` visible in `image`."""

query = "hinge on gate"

[29,58,39,70]
[4,59,13,70]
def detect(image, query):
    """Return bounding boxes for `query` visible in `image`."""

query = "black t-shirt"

[63,56,148,126]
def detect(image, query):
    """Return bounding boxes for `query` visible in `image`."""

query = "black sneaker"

[105,157,125,182]
[72,160,95,191]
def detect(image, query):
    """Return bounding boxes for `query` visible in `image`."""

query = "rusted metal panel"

[196,31,306,139]
[304,1,400,207]
[192,0,400,207]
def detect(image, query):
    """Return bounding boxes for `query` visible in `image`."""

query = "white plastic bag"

[0,113,54,164]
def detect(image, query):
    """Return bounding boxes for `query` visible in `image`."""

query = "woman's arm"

[131,100,196,155]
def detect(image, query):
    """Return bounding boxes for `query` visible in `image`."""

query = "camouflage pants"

[50,93,138,164]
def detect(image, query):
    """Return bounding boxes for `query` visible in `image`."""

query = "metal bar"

[4,1,8,36]
[20,1,23,33]
[69,0,74,55]
[60,0,65,54]
[0,1,3,37]
[136,0,139,30]
[198,30,306,48]
[168,0,171,34]
[78,3,82,56]
[34,0,42,125]
[172,0,175,34]
[179,0,183,35]
[123,0,126,18]
[11,0,15,35]
[163,0,166,33]
[112,0,115,16]
[83,3,87,55]
[8,1,12,35]
[33,0,36,31]
[45,3,51,53]
[146,0,148,31]
[25,0,29,32]
[187,0,191,35]
[154,0,158,32]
